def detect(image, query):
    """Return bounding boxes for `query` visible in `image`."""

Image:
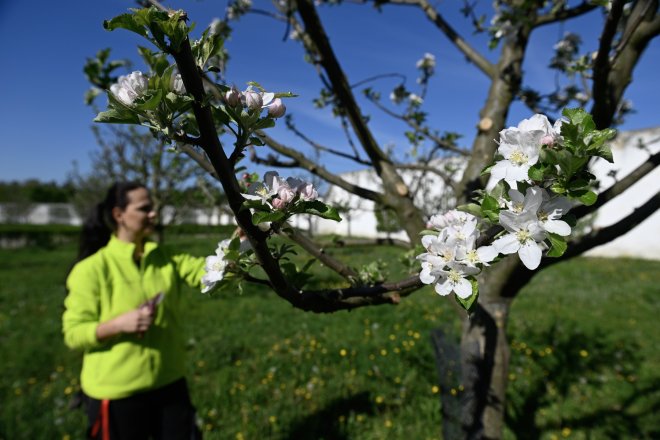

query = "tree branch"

[534,2,598,27]
[257,131,384,203]
[572,151,660,219]
[279,225,359,281]
[380,0,496,78]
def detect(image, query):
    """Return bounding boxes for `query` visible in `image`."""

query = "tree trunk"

[459,300,511,440]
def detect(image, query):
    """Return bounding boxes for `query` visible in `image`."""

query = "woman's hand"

[95,306,154,341]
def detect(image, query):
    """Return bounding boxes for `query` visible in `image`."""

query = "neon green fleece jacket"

[63,235,206,400]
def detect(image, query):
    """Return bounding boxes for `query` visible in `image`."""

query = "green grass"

[0,235,658,439]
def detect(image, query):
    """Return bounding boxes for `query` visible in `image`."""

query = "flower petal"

[493,233,519,255]
[518,241,542,270]
[454,278,473,299]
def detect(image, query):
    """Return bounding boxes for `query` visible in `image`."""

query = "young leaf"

[546,233,568,257]
[454,278,479,312]
[251,210,286,225]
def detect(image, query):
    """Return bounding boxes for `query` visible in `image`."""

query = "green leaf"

[94,109,140,124]
[252,118,276,130]
[133,90,163,111]
[454,278,479,312]
[457,203,482,218]
[103,13,149,38]
[578,190,597,206]
[546,233,568,258]
[481,193,500,222]
[298,201,342,222]
[251,210,286,225]
[480,163,494,176]
[528,163,545,181]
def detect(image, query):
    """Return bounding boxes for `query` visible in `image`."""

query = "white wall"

[314,127,660,260]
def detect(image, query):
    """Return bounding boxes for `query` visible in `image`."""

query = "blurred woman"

[63,181,205,439]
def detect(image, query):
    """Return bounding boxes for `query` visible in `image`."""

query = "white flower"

[201,239,231,293]
[505,187,543,215]
[493,212,547,270]
[433,263,480,299]
[109,71,149,106]
[242,171,287,207]
[487,114,561,190]
[416,53,436,70]
[539,194,572,236]
[409,93,423,106]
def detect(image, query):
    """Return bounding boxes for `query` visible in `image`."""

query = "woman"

[63,181,205,439]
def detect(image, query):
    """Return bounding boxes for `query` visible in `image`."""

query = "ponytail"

[75,181,145,263]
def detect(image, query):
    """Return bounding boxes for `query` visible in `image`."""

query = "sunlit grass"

[0,236,657,439]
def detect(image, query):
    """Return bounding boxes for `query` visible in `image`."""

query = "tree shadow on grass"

[505,323,660,439]
[284,391,375,440]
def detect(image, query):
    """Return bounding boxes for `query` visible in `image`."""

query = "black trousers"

[85,378,202,440]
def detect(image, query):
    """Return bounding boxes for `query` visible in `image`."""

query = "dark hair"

[76,181,146,263]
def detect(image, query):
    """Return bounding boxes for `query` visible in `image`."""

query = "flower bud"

[224,86,241,107]
[242,89,263,110]
[266,97,286,118]
[277,186,296,204]
[540,134,555,147]
[297,183,318,201]
[171,73,186,94]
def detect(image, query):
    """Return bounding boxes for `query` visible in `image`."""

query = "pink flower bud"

[224,86,241,107]
[297,183,318,201]
[242,89,262,110]
[540,134,555,147]
[266,98,286,118]
[272,198,287,210]
[277,186,296,204]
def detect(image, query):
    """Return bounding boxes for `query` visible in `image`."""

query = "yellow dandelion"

[375,395,384,404]
[384,419,393,428]
[579,350,588,358]
[64,386,73,395]
[561,427,571,437]
[380,349,387,356]
[235,433,244,440]
[450,388,457,396]
[431,385,440,394]
[269,415,277,424]
[62,435,71,440]
[197,360,205,368]
[340,349,347,357]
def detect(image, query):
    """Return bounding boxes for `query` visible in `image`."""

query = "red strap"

[89,399,110,440]
[101,399,110,440]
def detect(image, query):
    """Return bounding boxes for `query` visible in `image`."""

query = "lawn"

[0,234,657,439]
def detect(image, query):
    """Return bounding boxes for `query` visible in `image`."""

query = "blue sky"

[0,1,658,183]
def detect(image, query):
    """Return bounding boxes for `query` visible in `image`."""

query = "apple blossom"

[286,177,318,201]
[265,97,286,118]
[201,238,232,293]
[242,88,262,110]
[432,263,480,299]
[224,86,241,107]
[492,212,547,270]
[487,114,562,190]
[110,71,149,106]
[416,52,436,70]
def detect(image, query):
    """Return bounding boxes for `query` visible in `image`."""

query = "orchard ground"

[0,233,658,439]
